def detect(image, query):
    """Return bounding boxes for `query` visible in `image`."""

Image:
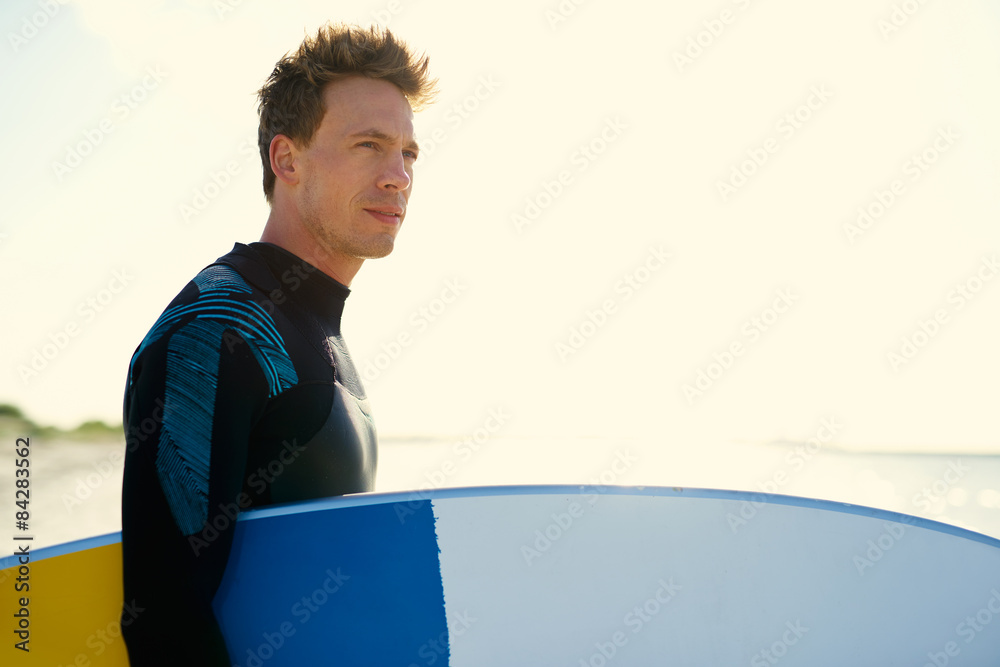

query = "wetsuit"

[120,242,377,664]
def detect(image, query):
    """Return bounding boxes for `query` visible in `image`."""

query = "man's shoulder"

[191,262,253,295]
[135,245,285,355]
[159,248,265,314]
[166,243,283,309]
[201,243,283,297]
[126,244,300,395]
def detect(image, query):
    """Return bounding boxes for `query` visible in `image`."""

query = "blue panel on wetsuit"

[212,499,448,665]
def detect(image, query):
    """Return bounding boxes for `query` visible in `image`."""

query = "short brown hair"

[256,23,437,203]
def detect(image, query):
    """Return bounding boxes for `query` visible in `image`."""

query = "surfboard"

[3,485,1000,665]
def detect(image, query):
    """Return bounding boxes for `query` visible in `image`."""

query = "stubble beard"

[300,183,396,261]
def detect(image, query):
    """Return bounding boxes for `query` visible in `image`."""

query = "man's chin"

[356,236,395,260]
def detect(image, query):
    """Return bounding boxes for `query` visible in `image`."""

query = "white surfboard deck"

[2,485,999,665]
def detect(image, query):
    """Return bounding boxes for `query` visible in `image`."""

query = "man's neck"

[259,209,363,287]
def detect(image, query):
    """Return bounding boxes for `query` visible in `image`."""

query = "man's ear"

[270,134,299,187]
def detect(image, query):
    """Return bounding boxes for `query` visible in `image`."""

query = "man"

[120,23,436,663]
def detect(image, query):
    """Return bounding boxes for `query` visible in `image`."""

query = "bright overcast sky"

[2,0,998,452]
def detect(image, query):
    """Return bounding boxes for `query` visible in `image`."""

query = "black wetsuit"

[120,242,377,664]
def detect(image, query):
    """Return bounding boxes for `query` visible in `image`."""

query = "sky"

[2,0,999,453]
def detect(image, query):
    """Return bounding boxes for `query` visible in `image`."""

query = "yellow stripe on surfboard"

[2,543,128,666]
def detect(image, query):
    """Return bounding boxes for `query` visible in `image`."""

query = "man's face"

[295,76,417,263]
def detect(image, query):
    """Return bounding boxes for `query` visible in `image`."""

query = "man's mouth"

[364,208,403,224]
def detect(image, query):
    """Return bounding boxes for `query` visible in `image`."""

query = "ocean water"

[4,436,999,551]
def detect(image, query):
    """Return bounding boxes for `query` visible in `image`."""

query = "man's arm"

[121,290,276,664]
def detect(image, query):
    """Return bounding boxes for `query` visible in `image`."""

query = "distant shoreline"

[0,403,121,442]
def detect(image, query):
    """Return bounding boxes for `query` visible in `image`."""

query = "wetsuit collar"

[220,243,351,327]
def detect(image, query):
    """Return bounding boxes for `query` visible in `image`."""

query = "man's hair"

[256,23,437,203]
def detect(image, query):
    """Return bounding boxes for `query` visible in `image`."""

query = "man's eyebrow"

[347,128,420,152]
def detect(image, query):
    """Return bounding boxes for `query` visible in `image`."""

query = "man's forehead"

[322,77,413,115]
[321,79,415,139]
